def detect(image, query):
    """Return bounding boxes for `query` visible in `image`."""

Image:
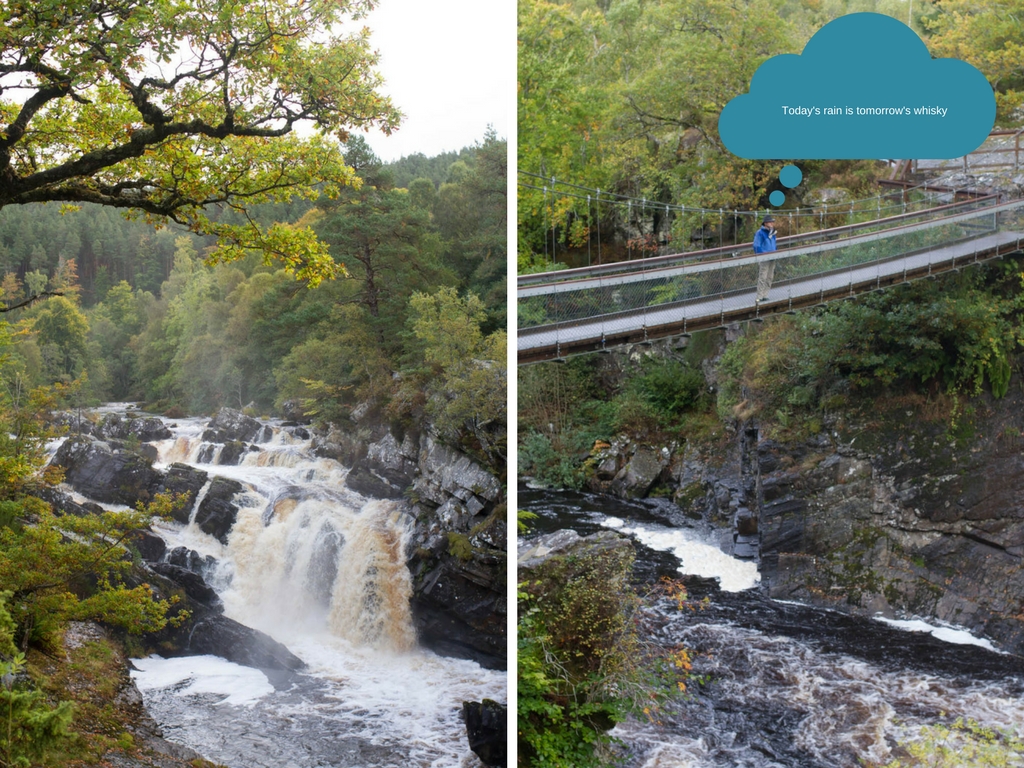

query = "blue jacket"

[753,225,776,254]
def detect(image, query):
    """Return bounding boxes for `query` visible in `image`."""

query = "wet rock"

[51,436,160,506]
[150,563,221,608]
[345,463,409,499]
[97,413,172,442]
[32,485,105,517]
[193,477,243,543]
[49,410,95,436]
[138,566,304,674]
[205,408,264,443]
[166,546,214,574]
[412,435,501,506]
[610,444,669,499]
[519,528,632,569]
[367,432,418,479]
[196,444,218,464]
[408,550,506,669]
[346,432,418,498]
[218,440,251,466]
[463,699,507,767]
[311,424,366,466]
[130,530,167,563]
[185,614,305,672]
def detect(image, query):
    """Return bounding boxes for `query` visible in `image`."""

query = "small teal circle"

[779,164,802,188]
[769,190,786,206]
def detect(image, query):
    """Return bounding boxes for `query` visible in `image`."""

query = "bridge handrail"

[517,193,1001,289]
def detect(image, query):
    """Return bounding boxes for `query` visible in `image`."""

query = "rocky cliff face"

[757,387,1024,653]
[575,344,1024,654]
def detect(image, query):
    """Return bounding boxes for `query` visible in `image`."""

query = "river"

[56,408,505,768]
[520,486,1024,768]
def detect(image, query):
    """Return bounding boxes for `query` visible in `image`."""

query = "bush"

[0,593,73,768]
[518,538,695,766]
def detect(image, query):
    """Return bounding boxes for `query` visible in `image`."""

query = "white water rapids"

[73,412,505,767]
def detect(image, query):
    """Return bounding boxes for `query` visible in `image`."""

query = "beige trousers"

[756,260,775,301]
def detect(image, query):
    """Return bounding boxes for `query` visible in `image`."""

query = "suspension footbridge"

[518,194,1024,364]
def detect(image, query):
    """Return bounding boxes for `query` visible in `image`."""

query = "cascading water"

[521,487,1024,768]
[61,410,505,767]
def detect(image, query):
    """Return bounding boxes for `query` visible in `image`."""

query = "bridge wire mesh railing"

[518,191,998,289]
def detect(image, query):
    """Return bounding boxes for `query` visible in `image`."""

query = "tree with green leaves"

[31,297,89,382]
[315,137,445,323]
[926,0,1024,123]
[410,287,507,470]
[0,0,401,286]
[433,130,508,330]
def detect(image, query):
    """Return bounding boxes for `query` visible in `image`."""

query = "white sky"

[357,1,512,162]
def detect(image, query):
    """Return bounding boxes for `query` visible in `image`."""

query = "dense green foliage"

[0,357,184,765]
[0,0,404,285]
[519,261,1024,485]
[716,262,1024,437]
[0,594,74,768]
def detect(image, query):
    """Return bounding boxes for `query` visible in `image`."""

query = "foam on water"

[131,655,274,707]
[875,616,1000,651]
[602,516,760,592]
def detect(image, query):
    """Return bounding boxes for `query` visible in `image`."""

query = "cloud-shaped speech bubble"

[718,13,995,159]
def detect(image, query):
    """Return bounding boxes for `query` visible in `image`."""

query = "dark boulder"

[185,614,305,673]
[463,700,507,767]
[310,425,366,466]
[97,414,172,442]
[408,551,506,670]
[51,436,160,507]
[49,411,95,436]
[345,463,409,499]
[130,530,167,563]
[150,563,221,608]
[164,548,212,577]
[138,566,304,675]
[206,408,264,443]
[193,477,243,543]
[196,444,218,464]
[218,441,250,466]
[32,485,105,517]
[344,432,418,499]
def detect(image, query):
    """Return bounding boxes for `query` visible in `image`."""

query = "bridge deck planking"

[518,230,1024,364]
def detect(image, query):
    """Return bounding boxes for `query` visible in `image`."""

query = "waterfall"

[223,495,416,652]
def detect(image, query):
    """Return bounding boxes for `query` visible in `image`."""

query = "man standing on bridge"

[753,215,777,303]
